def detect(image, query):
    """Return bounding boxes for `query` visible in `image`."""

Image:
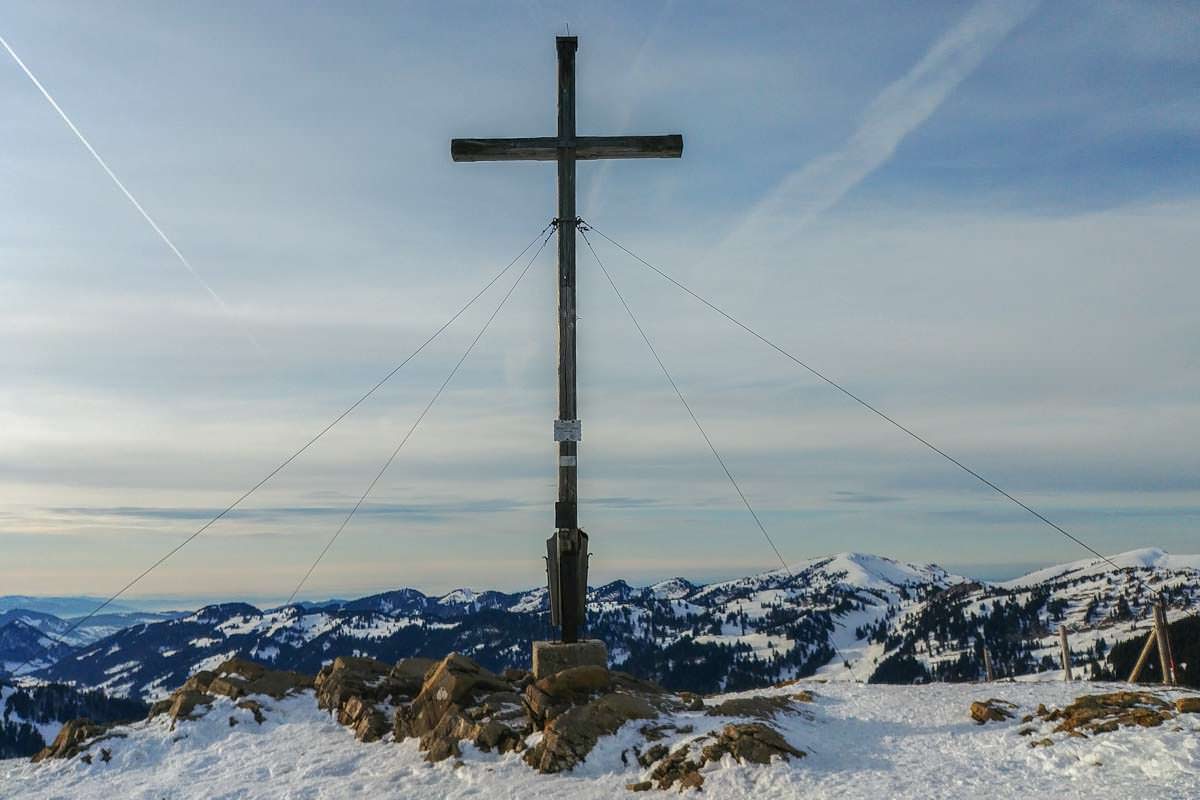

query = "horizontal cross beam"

[451,134,683,162]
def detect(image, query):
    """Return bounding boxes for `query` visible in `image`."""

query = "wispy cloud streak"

[0,33,263,354]
[728,0,1040,242]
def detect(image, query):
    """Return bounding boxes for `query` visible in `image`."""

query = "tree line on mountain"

[0,681,147,759]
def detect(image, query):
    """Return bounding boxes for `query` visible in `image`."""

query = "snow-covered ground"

[2,680,1196,799]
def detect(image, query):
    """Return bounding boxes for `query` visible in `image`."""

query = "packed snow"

[2,680,1197,799]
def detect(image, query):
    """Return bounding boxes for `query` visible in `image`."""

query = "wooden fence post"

[1059,626,1073,682]
[1154,600,1176,686]
[982,645,995,682]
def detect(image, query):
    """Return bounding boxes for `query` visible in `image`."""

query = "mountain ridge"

[4,549,1196,699]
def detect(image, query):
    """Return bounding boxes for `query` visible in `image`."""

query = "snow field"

[2,680,1197,799]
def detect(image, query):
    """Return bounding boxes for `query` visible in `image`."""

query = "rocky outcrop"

[147,658,313,730]
[393,653,527,761]
[642,721,806,790]
[1037,691,1173,735]
[705,694,800,720]
[526,692,659,773]
[29,647,815,788]
[31,719,124,763]
[315,656,434,743]
[703,722,805,764]
[204,657,313,700]
[519,665,702,774]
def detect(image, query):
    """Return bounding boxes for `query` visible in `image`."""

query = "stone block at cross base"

[531,640,608,680]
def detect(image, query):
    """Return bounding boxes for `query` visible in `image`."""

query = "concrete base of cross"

[531,639,608,680]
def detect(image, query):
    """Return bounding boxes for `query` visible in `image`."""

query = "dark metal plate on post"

[545,528,590,643]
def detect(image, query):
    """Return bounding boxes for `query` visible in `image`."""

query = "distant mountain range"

[3,549,1197,700]
[0,608,183,675]
[0,596,140,617]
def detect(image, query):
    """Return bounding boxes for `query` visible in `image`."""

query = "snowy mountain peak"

[649,578,697,600]
[812,552,960,591]
[1000,547,1200,589]
[437,589,479,606]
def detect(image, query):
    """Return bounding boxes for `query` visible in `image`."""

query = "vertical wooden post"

[982,645,995,682]
[1153,600,1175,686]
[1059,626,1073,681]
[1161,606,1178,685]
[553,35,584,644]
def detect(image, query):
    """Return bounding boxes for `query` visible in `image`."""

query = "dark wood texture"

[451,134,683,162]
[555,36,582,644]
[1059,626,1073,681]
[1154,602,1174,685]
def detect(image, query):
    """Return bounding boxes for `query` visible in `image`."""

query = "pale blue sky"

[1,0,1198,602]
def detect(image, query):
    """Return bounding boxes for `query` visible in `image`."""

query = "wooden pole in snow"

[1127,628,1157,683]
[1059,626,1073,682]
[982,645,995,682]
[1153,599,1175,686]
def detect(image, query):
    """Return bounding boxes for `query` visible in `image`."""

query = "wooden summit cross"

[451,36,682,645]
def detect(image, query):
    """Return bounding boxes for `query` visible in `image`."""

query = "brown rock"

[168,690,215,723]
[176,658,314,701]
[525,692,659,773]
[207,676,247,700]
[637,742,669,767]
[473,719,523,753]
[502,667,530,684]
[1175,697,1200,714]
[31,719,115,763]
[396,653,509,741]
[701,722,805,765]
[525,665,612,723]
[214,657,267,681]
[244,669,312,699]
[650,747,703,790]
[181,670,216,694]
[969,699,1016,724]
[146,699,173,720]
[236,699,266,725]
[420,707,482,762]
[316,656,392,711]
[1047,691,1174,735]
[390,657,440,695]
[316,655,414,742]
[678,770,705,791]
[354,709,390,743]
[626,781,653,792]
[706,695,797,720]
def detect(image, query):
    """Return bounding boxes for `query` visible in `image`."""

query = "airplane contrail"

[0,34,264,355]
[726,0,1041,247]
